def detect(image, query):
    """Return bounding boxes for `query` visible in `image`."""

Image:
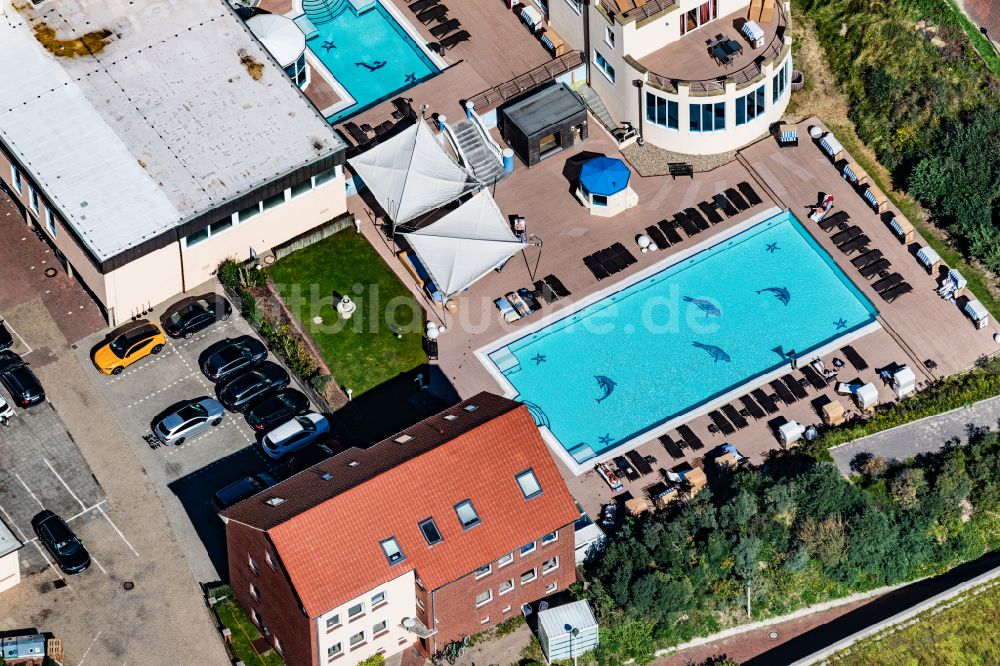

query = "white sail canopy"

[400,191,525,297]
[347,121,480,227]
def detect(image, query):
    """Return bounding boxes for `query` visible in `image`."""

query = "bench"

[668,162,694,179]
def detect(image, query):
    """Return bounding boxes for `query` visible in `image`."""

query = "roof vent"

[319,472,333,481]
[265,497,286,507]
[443,414,458,421]
[463,404,478,412]
[348,460,360,468]
[394,434,414,444]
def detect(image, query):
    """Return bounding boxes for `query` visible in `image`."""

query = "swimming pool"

[303,0,440,122]
[477,209,880,470]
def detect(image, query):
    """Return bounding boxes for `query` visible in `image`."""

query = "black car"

[201,336,267,382]
[244,388,310,431]
[0,350,44,407]
[212,472,279,511]
[0,319,13,352]
[217,361,290,412]
[284,442,338,476]
[163,294,231,339]
[32,510,91,575]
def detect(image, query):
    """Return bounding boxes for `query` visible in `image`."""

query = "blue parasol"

[579,156,631,197]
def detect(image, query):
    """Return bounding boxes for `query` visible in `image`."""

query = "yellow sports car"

[92,320,166,375]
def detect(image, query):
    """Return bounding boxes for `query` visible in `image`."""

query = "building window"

[689,102,725,132]
[348,602,365,619]
[542,556,560,574]
[499,579,515,595]
[371,591,386,607]
[502,605,512,613]
[326,614,342,631]
[604,26,615,47]
[291,179,313,198]
[565,0,582,14]
[28,185,39,214]
[45,206,56,236]
[380,537,405,565]
[592,193,608,207]
[773,59,790,103]
[416,596,425,611]
[521,568,537,584]
[475,563,492,580]
[515,469,542,499]
[498,551,514,567]
[210,217,233,235]
[328,642,343,659]
[10,165,22,193]
[680,0,718,35]
[519,541,536,557]
[373,620,388,636]
[274,637,283,654]
[266,551,276,571]
[250,583,260,601]
[593,49,615,83]
[238,201,262,222]
[314,166,340,188]
[251,608,261,625]
[480,616,490,624]
[419,518,443,545]
[248,555,259,575]
[645,93,678,130]
[546,582,558,593]
[475,589,493,607]
[736,85,766,126]
[454,500,481,529]
[263,191,286,211]
[349,631,365,648]
[541,531,558,545]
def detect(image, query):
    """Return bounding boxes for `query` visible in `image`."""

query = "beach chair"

[418,5,448,23]
[800,365,828,390]
[737,181,763,206]
[851,249,883,269]
[659,220,684,245]
[430,18,460,38]
[739,394,767,419]
[698,201,724,224]
[713,194,739,218]
[675,212,701,237]
[782,374,809,400]
[600,248,627,272]
[542,275,571,298]
[437,29,469,50]
[839,235,870,254]
[751,388,779,414]
[684,207,711,230]
[506,292,532,317]
[818,210,849,232]
[534,280,558,304]
[517,288,543,312]
[626,450,655,476]
[611,242,638,266]
[614,456,641,482]
[722,404,749,429]
[724,188,750,211]
[841,345,868,371]
[583,255,609,280]
[873,273,904,294]
[832,226,862,246]
[770,379,797,404]
[660,435,685,459]
[645,226,669,248]
[859,258,891,278]
[709,410,736,436]
[881,282,912,302]
[677,425,704,450]
[494,297,521,323]
[409,0,438,10]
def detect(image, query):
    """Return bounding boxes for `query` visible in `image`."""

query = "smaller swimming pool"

[303,0,440,122]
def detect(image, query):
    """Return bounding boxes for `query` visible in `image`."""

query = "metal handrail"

[465,51,585,110]
[468,111,504,163]
[600,0,678,22]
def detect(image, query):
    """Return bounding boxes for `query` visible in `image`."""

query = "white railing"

[438,119,475,172]
[467,107,504,164]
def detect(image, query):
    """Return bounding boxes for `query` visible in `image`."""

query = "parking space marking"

[125,371,201,408]
[98,506,139,558]
[14,473,44,509]
[104,347,180,384]
[44,457,88,511]
[90,553,108,576]
[78,631,102,666]
[0,501,28,539]
[13,501,108,548]
[30,540,72,588]
[162,417,252,456]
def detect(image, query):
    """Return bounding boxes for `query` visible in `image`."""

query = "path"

[829,395,1000,475]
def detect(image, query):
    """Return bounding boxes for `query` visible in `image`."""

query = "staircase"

[577,86,617,134]
[302,0,341,24]
[452,121,506,185]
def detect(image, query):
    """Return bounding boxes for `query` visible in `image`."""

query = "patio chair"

[709,410,736,436]
[437,29,470,50]
[626,450,655,476]
[534,280,558,304]
[675,211,701,237]
[818,210,849,232]
[542,275,571,298]
[859,258,891,279]
[710,45,730,64]
[770,379,797,404]
[851,248,883,269]
[838,235,870,254]
[409,0,438,10]
[751,388,780,414]
[684,207,711,230]
[611,242,638,266]
[724,188,751,211]
[832,225,862,246]
[583,254,609,280]
[645,225,670,248]
[739,394,767,419]
[660,435,685,459]
[430,18,460,38]
[342,122,370,146]
[881,282,912,302]
[614,456,641,482]
[721,39,743,57]
[417,5,448,23]
[677,425,704,450]
[873,273,904,294]
[659,220,683,245]
[782,374,809,400]
[722,404,749,429]
[517,288,543,312]
[506,292,533,318]
[697,201,724,225]
[494,297,521,323]
[737,181,763,206]
[712,193,739,217]
[841,345,869,371]
[801,365,829,390]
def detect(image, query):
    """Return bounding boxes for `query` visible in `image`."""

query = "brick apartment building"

[221,393,580,666]
[0,0,347,326]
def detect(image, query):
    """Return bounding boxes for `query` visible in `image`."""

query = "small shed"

[1,634,45,664]
[537,600,599,663]
[499,84,587,167]
[0,517,22,593]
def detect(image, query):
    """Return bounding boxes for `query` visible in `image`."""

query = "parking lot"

[74,301,308,580]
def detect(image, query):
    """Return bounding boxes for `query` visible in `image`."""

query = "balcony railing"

[644,3,788,94]
[600,0,678,22]
[465,51,585,110]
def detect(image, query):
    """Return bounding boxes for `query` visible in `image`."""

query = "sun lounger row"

[530,274,571,305]
[584,242,637,280]
[495,275,572,323]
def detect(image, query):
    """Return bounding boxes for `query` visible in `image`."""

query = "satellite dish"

[402,617,416,629]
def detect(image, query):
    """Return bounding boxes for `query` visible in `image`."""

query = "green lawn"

[835,582,1000,665]
[210,585,284,666]
[268,231,427,396]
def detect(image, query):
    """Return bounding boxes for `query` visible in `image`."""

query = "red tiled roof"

[236,393,579,618]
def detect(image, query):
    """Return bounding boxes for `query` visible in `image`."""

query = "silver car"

[153,397,225,446]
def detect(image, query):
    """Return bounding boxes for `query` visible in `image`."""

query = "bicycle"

[432,636,468,665]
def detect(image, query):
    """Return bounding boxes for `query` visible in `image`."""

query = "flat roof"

[0,517,22,559]
[504,84,586,137]
[0,0,346,262]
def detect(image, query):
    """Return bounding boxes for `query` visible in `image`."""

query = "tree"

[720,490,758,530]
[797,514,847,568]
[890,468,926,509]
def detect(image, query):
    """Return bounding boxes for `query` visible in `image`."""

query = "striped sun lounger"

[778,126,798,146]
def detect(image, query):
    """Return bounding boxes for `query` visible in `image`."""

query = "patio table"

[721,39,743,57]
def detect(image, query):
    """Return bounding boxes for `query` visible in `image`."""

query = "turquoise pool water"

[482,211,879,463]
[304,0,439,122]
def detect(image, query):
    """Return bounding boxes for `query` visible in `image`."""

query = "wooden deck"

[349,117,997,519]
[639,4,784,85]
[302,64,343,115]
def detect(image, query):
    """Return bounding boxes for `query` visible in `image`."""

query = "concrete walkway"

[829,396,1000,475]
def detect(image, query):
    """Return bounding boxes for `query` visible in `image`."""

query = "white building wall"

[315,570,418,665]
[0,551,20,593]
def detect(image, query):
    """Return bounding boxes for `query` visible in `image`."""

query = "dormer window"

[455,500,481,529]
[515,469,542,499]
[380,537,405,565]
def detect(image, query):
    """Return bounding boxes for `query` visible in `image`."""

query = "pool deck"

[349,117,999,517]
